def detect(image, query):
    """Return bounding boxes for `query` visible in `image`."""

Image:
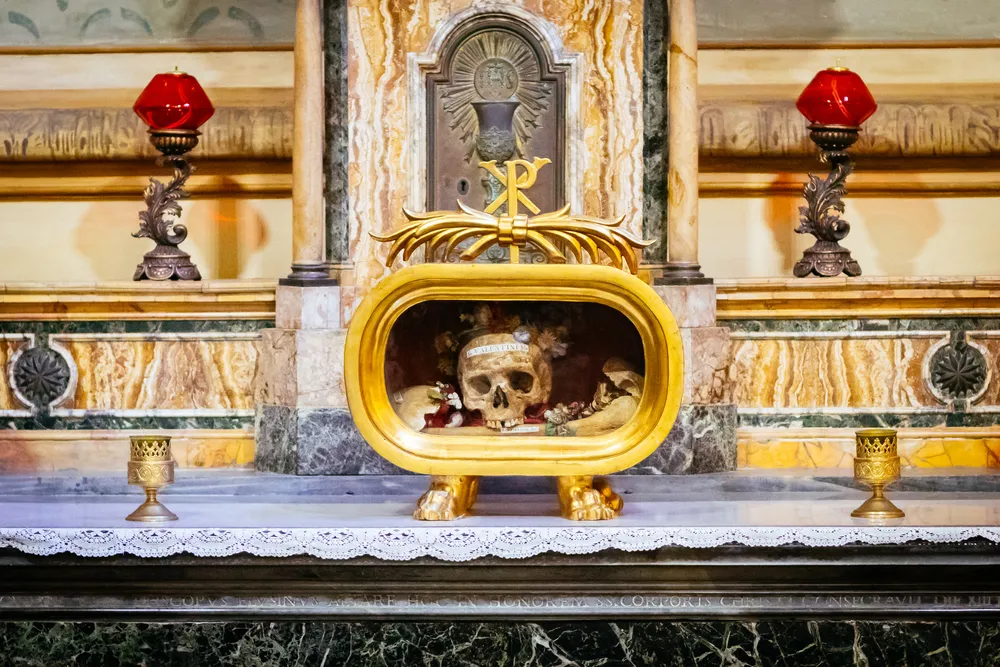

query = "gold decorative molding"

[381,200,650,273]
[8,164,997,202]
[718,277,1000,319]
[5,165,995,202]
[0,280,276,320]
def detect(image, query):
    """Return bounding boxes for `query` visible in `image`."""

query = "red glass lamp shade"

[133,71,215,131]
[796,67,877,127]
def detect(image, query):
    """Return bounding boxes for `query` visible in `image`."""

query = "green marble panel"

[1,620,999,666]
[738,411,1000,429]
[0,416,252,430]
[724,318,1000,333]
[0,320,273,335]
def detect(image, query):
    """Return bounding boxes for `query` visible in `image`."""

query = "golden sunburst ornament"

[441,31,553,161]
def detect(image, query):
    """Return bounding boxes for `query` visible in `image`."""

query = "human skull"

[458,332,552,429]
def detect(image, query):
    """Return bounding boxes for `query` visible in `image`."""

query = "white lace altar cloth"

[2,497,999,561]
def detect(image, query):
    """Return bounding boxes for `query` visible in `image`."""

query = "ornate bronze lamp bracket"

[793,125,862,278]
[132,129,202,281]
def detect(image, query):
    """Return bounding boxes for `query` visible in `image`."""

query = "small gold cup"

[126,435,178,522]
[851,428,904,520]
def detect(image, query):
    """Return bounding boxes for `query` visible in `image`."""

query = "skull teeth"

[486,418,525,430]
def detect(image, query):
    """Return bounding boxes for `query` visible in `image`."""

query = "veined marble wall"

[728,312,1000,470]
[0,337,27,411]
[55,335,256,413]
[0,286,270,473]
[731,334,943,410]
[346,0,644,302]
[0,430,253,473]
[739,429,1000,469]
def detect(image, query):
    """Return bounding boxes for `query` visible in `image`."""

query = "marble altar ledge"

[3,494,1000,561]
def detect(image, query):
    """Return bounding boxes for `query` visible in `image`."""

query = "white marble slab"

[2,495,1000,561]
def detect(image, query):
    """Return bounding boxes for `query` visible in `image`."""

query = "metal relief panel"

[426,23,567,218]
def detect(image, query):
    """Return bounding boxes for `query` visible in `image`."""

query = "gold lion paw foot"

[557,476,623,521]
[413,475,479,521]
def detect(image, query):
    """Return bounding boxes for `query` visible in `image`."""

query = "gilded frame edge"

[344,264,684,476]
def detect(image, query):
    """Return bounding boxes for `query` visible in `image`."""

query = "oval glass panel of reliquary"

[344,263,684,478]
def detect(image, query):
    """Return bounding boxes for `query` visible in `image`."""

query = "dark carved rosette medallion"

[12,346,71,408]
[930,340,987,401]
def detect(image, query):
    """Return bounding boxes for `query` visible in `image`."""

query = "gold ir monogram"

[479,157,551,216]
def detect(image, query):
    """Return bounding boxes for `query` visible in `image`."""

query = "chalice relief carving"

[440,32,553,263]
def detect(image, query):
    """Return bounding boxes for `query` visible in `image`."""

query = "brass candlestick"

[126,435,178,522]
[793,125,863,278]
[851,428,904,520]
[793,66,877,278]
[131,69,215,281]
[132,130,202,281]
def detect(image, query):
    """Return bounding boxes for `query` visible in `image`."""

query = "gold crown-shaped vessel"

[851,428,904,520]
[129,436,171,461]
[855,429,897,458]
[126,435,178,522]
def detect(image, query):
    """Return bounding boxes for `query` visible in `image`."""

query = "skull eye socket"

[509,370,535,393]
[468,374,492,395]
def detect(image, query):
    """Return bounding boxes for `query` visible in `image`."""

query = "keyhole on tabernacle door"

[457,178,470,195]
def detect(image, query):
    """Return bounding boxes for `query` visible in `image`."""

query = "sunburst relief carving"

[441,31,553,161]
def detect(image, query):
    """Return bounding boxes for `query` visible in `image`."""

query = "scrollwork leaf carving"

[134,156,192,246]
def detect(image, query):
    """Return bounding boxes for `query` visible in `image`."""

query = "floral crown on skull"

[433,303,572,378]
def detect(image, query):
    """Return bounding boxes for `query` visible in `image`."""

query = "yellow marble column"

[283,0,331,284]
[660,0,707,283]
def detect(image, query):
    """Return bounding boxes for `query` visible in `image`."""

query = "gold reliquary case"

[345,158,684,520]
